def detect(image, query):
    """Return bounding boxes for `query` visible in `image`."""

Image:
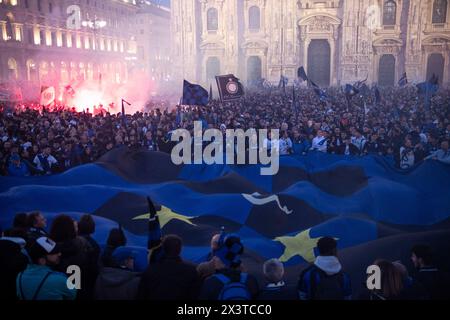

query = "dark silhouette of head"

[317,237,337,256]
[162,234,182,258]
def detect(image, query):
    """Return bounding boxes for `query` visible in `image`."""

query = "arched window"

[249,6,261,30]
[27,59,38,82]
[432,0,448,23]
[39,61,49,82]
[383,0,397,26]
[60,61,69,83]
[207,8,218,31]
[7,58,18,80]
[206,57,220,81]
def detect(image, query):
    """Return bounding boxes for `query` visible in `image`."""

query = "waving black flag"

[398,73,408,87]
[297,66,308,82]
[215,74,244,102]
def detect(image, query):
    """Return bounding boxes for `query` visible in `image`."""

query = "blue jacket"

[7,162,30,177]
[293,140,311,155]
[16,264,77,300]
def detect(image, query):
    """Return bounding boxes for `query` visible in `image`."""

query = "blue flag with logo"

[215,74,244,103]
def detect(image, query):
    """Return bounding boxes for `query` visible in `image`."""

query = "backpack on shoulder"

[214,273,251,300]
[310,267,346,300]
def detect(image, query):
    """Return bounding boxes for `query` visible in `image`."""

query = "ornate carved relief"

[309,16,332,32]
[373,38,403,55]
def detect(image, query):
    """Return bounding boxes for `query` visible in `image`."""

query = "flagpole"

[280,0,285,98]
[121,98,130,141]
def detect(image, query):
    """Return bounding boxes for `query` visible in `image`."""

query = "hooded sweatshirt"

[314,255,342,275]
[298,255,352,300]
[94,267,141,300]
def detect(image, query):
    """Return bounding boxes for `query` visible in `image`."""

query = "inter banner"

[40,86,56,107]
[215,74,244,102]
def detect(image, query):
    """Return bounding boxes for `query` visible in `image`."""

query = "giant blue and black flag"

[182,80,209,106]
[1,149,450,296]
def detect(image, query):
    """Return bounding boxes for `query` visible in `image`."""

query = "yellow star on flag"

[275,229,323,263]
[133,206,196,228]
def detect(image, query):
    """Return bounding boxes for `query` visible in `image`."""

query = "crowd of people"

[1,85,449,176]
[1,85,449,300]
[0,210,449,300]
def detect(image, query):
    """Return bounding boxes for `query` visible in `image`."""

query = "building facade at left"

[0,0,139,100]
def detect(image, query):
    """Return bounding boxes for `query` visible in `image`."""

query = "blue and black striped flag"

[311,80,329,102]
[398,73,408,87]
[182,80,209,106]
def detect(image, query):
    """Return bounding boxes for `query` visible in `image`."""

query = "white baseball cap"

[35,237,61,255]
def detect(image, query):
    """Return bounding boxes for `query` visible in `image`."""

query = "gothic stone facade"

[171,0,450,88]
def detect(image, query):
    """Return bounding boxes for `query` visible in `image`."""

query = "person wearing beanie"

[199,233,259,300]
[297,236,352,300]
